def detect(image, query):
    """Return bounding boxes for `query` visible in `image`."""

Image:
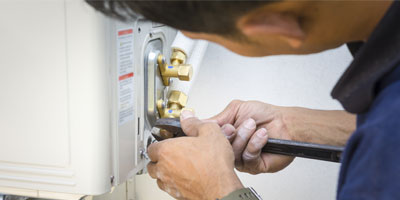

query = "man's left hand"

[147,110,243,200]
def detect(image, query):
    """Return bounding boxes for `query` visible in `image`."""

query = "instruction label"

[117,28,134,125]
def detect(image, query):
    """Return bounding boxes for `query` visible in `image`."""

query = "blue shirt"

[337,66,400,199]
[332,2,400,199]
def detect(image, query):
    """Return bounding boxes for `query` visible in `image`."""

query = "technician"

[88,1,400,199]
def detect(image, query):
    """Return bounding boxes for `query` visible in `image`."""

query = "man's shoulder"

[361,76,400,127]
[354,76,400,151]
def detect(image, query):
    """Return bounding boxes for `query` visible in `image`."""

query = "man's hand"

[211,100,295,174]
[211,100,356,174]
[147,110,243,200]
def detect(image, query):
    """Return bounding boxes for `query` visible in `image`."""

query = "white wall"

[135,42,353,200]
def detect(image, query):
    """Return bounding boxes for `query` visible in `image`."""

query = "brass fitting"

[168,90,188,108]
[157,54,193,86]
[159,108,182,118]
[157,91,188,118]
[170,50,186,65]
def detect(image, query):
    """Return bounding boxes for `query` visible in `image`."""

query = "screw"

[110,176,115,185]
[139,148,149,160]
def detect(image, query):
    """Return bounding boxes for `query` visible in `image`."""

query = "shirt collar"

[331,1,400,114]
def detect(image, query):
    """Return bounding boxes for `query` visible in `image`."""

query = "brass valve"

[157,52,193,86]
[157,90,188,118]
[171,50,186,65]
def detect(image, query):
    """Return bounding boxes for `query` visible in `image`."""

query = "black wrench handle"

[263,138,343,162]
[154,118,344,162]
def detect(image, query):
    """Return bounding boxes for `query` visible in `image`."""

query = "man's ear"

[237,11,306,48]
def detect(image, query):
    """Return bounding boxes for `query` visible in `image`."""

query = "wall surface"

[135,42,353,200]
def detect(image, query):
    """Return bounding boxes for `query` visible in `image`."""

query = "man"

[87,1,400,199]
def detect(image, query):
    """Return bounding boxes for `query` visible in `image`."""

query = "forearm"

[282,107,356,146]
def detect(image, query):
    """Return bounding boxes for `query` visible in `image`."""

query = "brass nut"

[177,64,193,81]
[171,50,186,65]
[161,108,181,118]
[157,51,192,86]
[168,90,188,108]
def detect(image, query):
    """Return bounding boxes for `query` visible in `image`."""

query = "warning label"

[117,28,134,125]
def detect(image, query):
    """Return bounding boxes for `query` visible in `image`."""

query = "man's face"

[182,31,273,57]
[181,1,392,57]
[181,10,326,56]
[181,1,318,57]
[182,31,315,57]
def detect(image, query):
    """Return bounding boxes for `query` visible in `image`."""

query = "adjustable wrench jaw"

[151,118,185,141]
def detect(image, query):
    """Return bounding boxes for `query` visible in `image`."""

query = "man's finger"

[157,179,181,199]
[147,162,158,179]
[180,110,203,137]
[162,184,181,199]
[261,154,294,173]
[157,179,165,191]
[209,100,242,125]
[147,141,164,162]
[242,128,268,164]
[232,118,256,162]
[221,123,236,143]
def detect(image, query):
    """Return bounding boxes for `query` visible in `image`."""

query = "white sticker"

[117,28,134,125]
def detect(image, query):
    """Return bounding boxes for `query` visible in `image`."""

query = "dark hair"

[86,0,272,36]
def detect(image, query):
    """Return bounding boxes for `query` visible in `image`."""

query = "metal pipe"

[169,40,208,96]
[171,31,196,57]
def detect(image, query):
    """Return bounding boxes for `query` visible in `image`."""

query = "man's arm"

[282,108,356,146]
[211,100,356,174]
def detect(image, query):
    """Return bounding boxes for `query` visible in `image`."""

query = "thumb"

[180,110,202,137]
[209,100,243,126]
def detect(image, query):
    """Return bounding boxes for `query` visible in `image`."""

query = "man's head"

[87,0,391,57]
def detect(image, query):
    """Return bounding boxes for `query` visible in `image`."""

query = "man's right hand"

[210,100,295,174]
[210,100,355,174]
